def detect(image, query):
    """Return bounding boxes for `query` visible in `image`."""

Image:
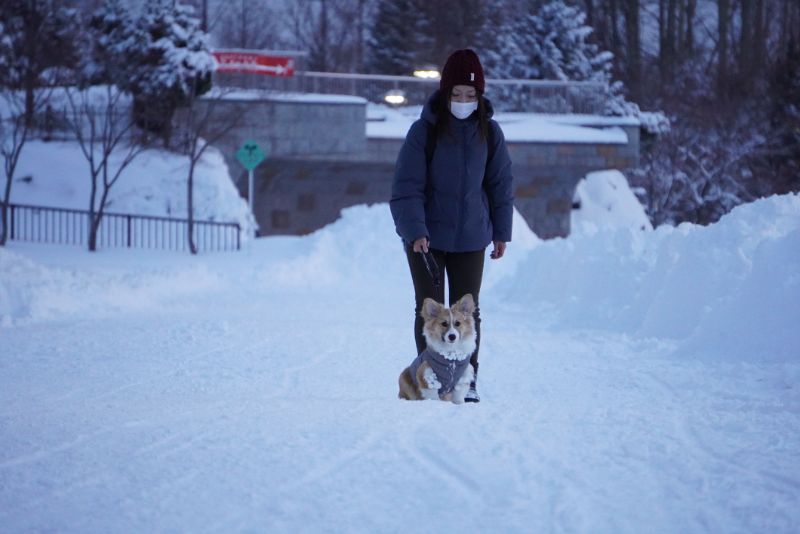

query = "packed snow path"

[2,199,799,533]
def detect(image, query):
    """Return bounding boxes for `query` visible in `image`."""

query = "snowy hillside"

[1,190,799,532]
[9,140,256,236]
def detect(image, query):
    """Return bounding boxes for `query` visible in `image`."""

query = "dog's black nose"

[448,333,457,342]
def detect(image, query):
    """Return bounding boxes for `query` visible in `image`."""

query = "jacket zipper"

[453,125,469,248]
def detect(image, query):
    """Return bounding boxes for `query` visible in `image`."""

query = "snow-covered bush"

[630,112,763,227]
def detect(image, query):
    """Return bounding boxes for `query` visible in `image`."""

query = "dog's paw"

[421,388,440,400]
[456,366,474,387]
[450,384,468,404]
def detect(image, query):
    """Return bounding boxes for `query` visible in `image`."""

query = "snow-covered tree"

[630,113,760,227]
[366,0,426,75]
[0,22,12,78]
[0,0,80,125]
[63,84,149,252]
[1,20,24,246]
[481,0,659,122]
[367,0,491,75]
[172,88,246,254]
[0,14,58,246]
[480,1,612,112]
[126,0,214,140]
[521,0,613,82]
[80,0,138,87]
[66,0,146,251]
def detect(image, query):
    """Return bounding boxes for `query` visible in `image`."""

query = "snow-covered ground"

[1,145,799,534]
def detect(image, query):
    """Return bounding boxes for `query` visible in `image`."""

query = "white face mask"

[450,100,478,120]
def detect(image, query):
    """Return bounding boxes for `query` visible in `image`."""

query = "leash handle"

[421,250,441,289]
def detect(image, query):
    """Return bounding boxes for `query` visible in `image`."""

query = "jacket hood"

[420,89,495,125]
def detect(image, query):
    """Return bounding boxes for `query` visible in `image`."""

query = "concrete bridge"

[203,91,639,240]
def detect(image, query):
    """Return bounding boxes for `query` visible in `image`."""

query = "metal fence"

[3,203,241,252]
[213,71,609,114]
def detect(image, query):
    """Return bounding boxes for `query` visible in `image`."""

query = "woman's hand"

[412,237,429,253]
[490,241,506,259]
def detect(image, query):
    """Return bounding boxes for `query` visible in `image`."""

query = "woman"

[390,49,514,403]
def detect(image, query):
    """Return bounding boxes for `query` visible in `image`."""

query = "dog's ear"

[454,293,475,315]
[421,298,443,320]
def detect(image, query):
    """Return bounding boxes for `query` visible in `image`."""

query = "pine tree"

[0,0,81,124]
[126,0,214,139]
[515,0,613,83]
[476,0,517,79]
[366,0,425,75]
[81,0,137,86]
[0,22,12,80]
[480,0,646,117]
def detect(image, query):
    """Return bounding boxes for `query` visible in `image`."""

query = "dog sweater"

[409,347,472,396]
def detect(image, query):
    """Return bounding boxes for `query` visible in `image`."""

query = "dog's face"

[420,294,477,358]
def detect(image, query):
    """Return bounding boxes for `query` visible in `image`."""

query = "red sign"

[212,50,296,77]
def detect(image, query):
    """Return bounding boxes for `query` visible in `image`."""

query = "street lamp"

[384,89,407,105]
[413,65,440,79]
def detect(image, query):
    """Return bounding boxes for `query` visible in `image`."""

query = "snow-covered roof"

[366,103,631,144]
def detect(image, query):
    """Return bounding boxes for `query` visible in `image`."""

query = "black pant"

[404,242,485,376]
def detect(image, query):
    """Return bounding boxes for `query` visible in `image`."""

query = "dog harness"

[409,347,472,396]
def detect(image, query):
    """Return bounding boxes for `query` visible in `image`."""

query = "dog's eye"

[455,321,461,327]
[441,321,448,327]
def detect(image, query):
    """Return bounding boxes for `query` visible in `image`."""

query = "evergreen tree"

[0,22,12,78]
[475,0,517,79]
[366,0,426,75]
[80,0,137,86]
[480,0,645,117]
[127,0,214,138]
[507,0,613,83]
[0,0,81,124]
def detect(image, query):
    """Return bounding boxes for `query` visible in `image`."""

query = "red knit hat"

[440,49,485,94]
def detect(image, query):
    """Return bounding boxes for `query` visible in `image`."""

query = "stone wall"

[238,158,394,236]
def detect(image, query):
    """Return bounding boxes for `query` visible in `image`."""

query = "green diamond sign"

[236,140,266,171]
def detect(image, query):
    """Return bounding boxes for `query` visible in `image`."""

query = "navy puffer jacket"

[390,91,514,252]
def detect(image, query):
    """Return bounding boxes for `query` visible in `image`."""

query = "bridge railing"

[213,71,609,114]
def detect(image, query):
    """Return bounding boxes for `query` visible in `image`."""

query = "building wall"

[212,96,640,239]
[192,94,366,169]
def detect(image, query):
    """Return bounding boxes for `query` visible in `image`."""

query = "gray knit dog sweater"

[408,347,472,396]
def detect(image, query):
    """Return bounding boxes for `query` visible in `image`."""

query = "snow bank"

[3,152,798,364]
[571,170,653,234]
[0,245,226,326]
[257,203,408,290]
[497,193,800,361]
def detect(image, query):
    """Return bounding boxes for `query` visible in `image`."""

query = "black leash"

[420,250,441,289]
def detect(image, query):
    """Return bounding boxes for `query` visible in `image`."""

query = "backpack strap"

[424,120,497,172]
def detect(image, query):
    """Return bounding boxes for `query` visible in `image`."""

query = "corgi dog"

[398,294,477,404]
